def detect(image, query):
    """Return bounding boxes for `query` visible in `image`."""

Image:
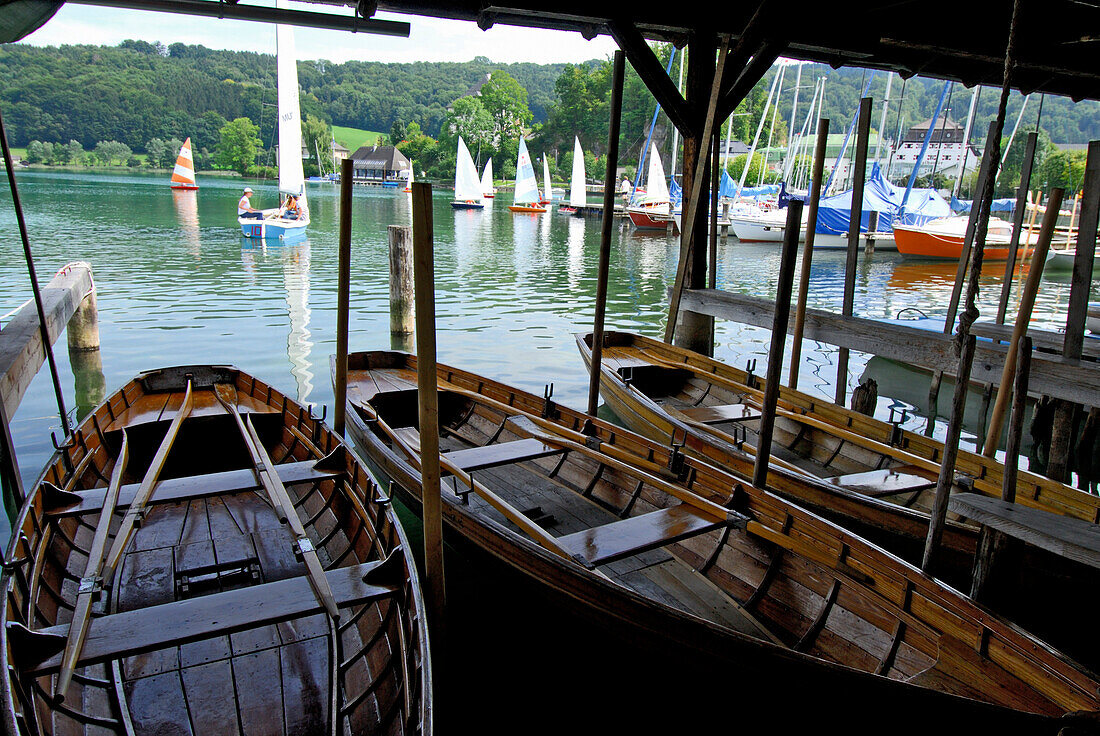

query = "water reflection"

[172,189,201,258]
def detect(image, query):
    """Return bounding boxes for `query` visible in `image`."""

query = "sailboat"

[452,136,484,209]
[481,158,496,198]
[402,166,414,193]
[169,137,198,190]
[509,138,546,213]
[540,154,553,204]
[239,0,308,240]
[627,141,671,230]
[559,136,586,215]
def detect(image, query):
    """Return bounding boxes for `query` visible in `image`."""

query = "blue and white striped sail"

[514,138,541,205]
[454,137,483,202]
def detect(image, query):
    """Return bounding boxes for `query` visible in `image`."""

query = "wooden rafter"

[607,19,691,134]
[718,40,786,122]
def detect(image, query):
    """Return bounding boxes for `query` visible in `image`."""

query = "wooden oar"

[214,383,288,522]
[55,430,129,701]
[214,382,340,620]
[102,380,194,581]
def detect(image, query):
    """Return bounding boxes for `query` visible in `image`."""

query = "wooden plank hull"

[336,350,1100,727]
[2,365,431,736]
[576,330,1100,671]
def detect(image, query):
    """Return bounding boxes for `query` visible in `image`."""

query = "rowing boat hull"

[576,330,1100,670]
[3,365,431,736]
[335,350,1100,727]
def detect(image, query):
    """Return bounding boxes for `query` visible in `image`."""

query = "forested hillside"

[0,41,566,152]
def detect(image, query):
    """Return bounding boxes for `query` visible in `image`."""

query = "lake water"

[1,169,1091,539]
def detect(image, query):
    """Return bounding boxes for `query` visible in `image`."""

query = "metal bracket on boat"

[294,537,316,561]
[50,430,76,476]
[888,407,909,447]
[728,421,747,450]
[374,482,393,506]
[0,534,30,571]
[744,360,759,390]
[541,383,560,420]
[77,576,103,598]
[667,430,687,480]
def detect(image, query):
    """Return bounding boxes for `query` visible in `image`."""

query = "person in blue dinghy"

[238,187,263,219]
[281,195,300,220]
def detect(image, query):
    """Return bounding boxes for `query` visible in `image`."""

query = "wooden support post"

[864,211,879,256]
[835,97,873,407]
[971,336,1031,601]
[665,34,729,351]
[753,200,803,490]
[982,187,1062,456]
[926,120,999,436]
[922,333,977,576]
[410,180,447,638]
[333,157,353,436]
[709,129,719,290]
[67,289,105,420]
[995,132,1039,325]
[389,225,414,337]
[1047,140,1100,483]
[0,395,24,512]
[789,118,829,390]
[587,50,625,417]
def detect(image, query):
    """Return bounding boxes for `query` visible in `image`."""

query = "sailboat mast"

[736,60,781,197]
[670,48,685,187]
[759,65,785,187]
[783,61,803,183]
[954,85,980,198]
[875,72,893,166]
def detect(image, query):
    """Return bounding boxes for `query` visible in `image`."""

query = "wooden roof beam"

[718,40,785,122]
[607,19,691,134]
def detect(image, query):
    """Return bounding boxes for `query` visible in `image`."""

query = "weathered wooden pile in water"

[576,330,1100,670]
[1,365,431,736]
[335,349,1100,729]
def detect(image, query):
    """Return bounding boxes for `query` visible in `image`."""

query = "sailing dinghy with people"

[239,0,309,240]
[508,139,546,213]
[481,158,496,198]
[627,142,671,230]
[559,137,586,215]
[168,137,198,190]
[451,136,484,209]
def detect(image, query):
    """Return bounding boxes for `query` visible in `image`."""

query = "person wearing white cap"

[238,187,263,219]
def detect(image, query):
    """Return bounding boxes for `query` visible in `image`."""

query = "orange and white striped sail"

[169,137,198,190]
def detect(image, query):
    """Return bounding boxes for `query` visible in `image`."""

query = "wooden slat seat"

[22,560,398,676]
[949,493,1100,570]
[825,465,936,498]
[48,461,341,517]
[443,438,564,501]
[559,505,732,568]
[675,403,762,424]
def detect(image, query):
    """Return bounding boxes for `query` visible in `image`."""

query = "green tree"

[215,117,262,174]
[390,119,407,144]
[479,71,533,144]
[1036,148,1088,196]
[443,96,495,154]
[146,138,168,168]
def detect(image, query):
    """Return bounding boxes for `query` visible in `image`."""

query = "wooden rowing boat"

[2,365,431,736]
[335,349,1100,728]
[576,330,1100,670]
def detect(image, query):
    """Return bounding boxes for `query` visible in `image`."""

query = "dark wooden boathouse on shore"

[5,0,1100,733]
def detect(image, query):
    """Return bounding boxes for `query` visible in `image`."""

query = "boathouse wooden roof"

[356,0,1100,103]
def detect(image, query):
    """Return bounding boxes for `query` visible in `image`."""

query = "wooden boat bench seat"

[675,403,762,425]
[443,438,565,502]
[949,493,1100,570]
[46,460,342,517]
[558,504,735,568]
[825,465,936,498]
[17,559,399,677]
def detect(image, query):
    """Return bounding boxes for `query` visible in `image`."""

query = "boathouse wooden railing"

[672,288,1100,409]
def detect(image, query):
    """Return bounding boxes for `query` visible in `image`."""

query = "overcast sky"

[22,2,620,65]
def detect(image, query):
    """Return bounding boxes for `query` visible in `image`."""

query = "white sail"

[569,136,586,207]
[454,137,483,202]
[644,142,669,203]
[481,158,494,195]
[276,0,307,220]
[514,138,541,205]
[542,155,552,202]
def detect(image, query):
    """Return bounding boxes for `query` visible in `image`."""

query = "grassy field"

[332,125,386,152]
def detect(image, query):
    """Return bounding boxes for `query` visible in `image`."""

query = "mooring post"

[982,187,1062,455]
[389,225,414,337]
[709,129,719,289]
[835,97,873,407]
[971,336,1031,601]
[587,50,625,417]
[753,200,803,490]
[789,118,830,390]
[333,157,353,436]
[66,286,105,419]
[922,333,977,575]
[864,211,879,256]
[410,180,447,643]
